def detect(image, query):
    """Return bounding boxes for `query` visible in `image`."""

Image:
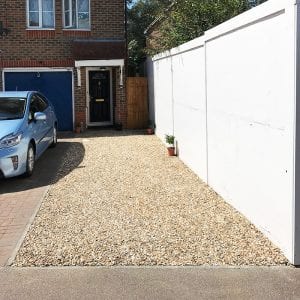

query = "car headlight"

[0,133,22,149]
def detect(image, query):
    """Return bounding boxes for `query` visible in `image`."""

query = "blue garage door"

[4,71,73,131]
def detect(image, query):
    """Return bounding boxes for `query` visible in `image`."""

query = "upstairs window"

[63,0,90,29]
[27,0,55,28]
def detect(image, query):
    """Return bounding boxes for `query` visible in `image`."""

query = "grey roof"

[144,1,176,35]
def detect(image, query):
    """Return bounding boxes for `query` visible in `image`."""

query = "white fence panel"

[172,43,207,180]
[153,57,173,139]
[205,3,296,261]
[148,0,299,264]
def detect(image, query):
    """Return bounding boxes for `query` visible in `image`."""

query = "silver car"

[0,91,58,178]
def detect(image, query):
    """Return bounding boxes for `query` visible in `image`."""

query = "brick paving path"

[0,187,47,266]
[0,138,77,266]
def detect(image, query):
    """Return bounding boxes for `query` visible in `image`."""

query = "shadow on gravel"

[0,141,85,194]
[0,129,146,194]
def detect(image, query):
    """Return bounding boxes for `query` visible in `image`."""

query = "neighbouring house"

[144,2,175,54]
[0,0,127,131]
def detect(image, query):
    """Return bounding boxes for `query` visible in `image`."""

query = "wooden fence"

[126,77,148,129]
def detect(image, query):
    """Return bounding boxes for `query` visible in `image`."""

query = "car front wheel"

[24,143,35,177]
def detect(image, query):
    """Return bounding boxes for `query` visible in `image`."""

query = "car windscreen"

[0,97,27,120]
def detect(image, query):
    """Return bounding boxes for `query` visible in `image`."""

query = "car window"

[28,94,49,122]
[36,94,49,112]
[0,97,26,120]
[28,95,40,122]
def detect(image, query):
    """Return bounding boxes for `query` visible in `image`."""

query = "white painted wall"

[172,40,208,180]
[148,0,300,264]
[146,58,155,124]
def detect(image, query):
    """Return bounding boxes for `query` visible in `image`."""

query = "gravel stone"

[13,130,288,266]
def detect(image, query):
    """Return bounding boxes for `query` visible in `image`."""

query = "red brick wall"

[73,67,127,128]
[0,0,126,63]
[74,67,87,127]
[115,70,127,126]
[0,0,127,129]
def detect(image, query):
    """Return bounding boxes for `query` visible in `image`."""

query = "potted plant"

[75,122,81,134]
[75,122,84,134]
[147,120,155,135]
[165,134,175,156]
[115,122,123,131]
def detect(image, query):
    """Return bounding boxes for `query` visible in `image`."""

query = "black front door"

[89,71,111,123]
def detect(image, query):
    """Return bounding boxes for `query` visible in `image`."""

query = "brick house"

[144,2,175,55]
[0,0,127,131]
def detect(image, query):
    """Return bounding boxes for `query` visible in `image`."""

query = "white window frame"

[27,0,55,29]
[63,0,91,30]
[63,0,73,28]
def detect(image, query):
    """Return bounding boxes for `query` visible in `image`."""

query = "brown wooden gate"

[126,77,148,129]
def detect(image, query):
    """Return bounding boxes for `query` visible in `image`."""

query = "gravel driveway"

[14,131,288,266]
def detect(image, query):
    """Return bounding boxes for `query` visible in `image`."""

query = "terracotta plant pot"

[167,147,175,156]
[75,126,81,134]
[147,128,154,135]
[115,123,123,131]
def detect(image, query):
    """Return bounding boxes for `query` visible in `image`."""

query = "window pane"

[64,0,69,11]
[78,0,89,12]
[29,12,39,26]
[29,0,39,11]
[42,0,53,12]
[72,0,76,27]
[72,0,76,11]
[64,12,70,26]
[42,12,54,27]
[78,12,89,29]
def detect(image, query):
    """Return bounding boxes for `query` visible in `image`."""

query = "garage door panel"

[4,71,73,131]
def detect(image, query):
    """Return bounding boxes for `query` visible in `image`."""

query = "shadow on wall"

[146,57,156,126]
[0,141,85,194]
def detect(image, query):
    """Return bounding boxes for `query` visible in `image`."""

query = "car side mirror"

[34,112,46,121]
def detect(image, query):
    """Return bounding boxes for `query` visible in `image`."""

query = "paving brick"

[0,137,78,266]
[0,185,48,266]
[0,0,127,128]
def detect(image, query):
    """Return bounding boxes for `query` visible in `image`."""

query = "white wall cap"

[152,36,205,61]
[152,0,296,61]
[205,0,293,42]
